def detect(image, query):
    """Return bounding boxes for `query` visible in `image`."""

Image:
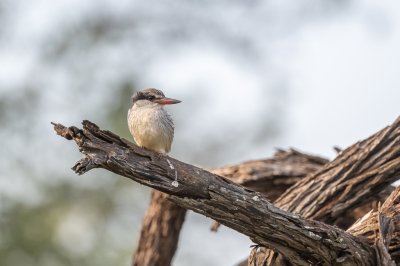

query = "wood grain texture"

[132,190,186,266]
[210,149,328,201]
[209,148,328,231]
[348,185,400,264]
[134,148,327,265]
[275,117,400,224]
[248,116,400,265]
[51,119,400,266]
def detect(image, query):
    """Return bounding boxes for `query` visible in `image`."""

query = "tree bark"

[209,148,329,202]
[134,148,329,266]
[209,148,328,231]
[348,185,400,264]
[236,186,395,266]
[274,118,400,224]
[242,186,399,266]
[241,115,400,265]
[51,117,400,265]
[132,190,186,266]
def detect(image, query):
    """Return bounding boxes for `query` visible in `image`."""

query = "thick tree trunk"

[132,190,186,266]
[52,116,400,265]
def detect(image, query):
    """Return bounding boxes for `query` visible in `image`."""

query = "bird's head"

[132,88,181,108]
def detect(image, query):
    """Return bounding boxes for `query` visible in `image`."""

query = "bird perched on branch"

[127,88,181,157]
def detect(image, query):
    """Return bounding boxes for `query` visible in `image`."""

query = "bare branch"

[52,119,400,266]
[210,148,328,231]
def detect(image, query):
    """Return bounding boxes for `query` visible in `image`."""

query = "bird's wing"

[164,112,175,131]
[163,111,175,153]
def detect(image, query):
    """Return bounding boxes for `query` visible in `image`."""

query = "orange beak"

[155,97,181,105]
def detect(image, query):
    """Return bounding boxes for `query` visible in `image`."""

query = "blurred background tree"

[0,0,399,265]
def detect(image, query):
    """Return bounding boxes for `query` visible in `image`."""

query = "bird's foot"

[156,153,164,159]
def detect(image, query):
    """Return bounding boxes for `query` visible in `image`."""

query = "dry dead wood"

[210,149,329,201]
[348,185,400,264]
[211,150,394,233]
[209,149,328,231]
[134,148,328,266]
[132,190,186,266]
[274,117,400,224]
[239,186,399,266]
[51,118,400,266]
[243,116,400,265]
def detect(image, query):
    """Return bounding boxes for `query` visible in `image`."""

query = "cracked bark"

[52,117,400,266]
[242,115,400,266]
[275,116,400,223]
[348,185,400,264]
[211,150,394,233]
[210,149,329,202]
[209,148,328,231]
[134,148,329,266]
[132,190,186,266]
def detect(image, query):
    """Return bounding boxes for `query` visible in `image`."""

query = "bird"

[127,88,181,158]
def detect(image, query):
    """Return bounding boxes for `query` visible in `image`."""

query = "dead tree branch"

[209,148,328,231]
[134,149,328,265]
[275,116,400,224]
[210,149,328,201]
[52,119,400,266]
[242,116,400,265]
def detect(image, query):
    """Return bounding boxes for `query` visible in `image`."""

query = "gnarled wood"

[275,117,400,223]
[247,115,400,265]
[52,119,400,266]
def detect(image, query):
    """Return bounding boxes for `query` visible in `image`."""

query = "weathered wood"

[237,186,397,266]
[210,148,328,231]
[348,185,400,264]
[134,148,328,265]
[132,190,186,266]
[52,119,400,266]
[347,187,399,266]
[250,115,400,265]
[212,151,394,233]
[275,117,400,224]
[374,212,396,266]
[210,149,328,201]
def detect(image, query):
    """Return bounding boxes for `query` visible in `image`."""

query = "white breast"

[127,105,174,154]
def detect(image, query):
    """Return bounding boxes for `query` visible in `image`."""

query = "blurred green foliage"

[0,1,347,265]
[0,81,150,266]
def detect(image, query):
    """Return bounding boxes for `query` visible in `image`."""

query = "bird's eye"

[148,96,155,100]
